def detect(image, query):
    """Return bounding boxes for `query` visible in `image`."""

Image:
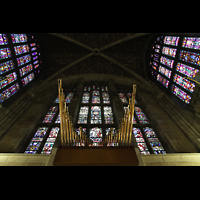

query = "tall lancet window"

[76,83,116,147]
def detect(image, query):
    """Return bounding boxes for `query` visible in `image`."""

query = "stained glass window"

[31,47,36,51]
[160,56,174,69]
[54,95,59,103]
[31,127,48,142]
[176,62,199,78]
[25,127,48,154]
[104,106,114,124]
[0,82,20,103]
[41,127,60,154]
[91,106,102,124]
[102,92,110,104]
[11,34,27,44]
[33,60,38,65]
[0,72,17,90]
[19,64,33,77]
[82,92,90,103]
[173,74,195,93]
[171,84,191,104]
[42,106,58,123]
[0,34,8,45]
[55,114,60,123]
[48,127,60,138]
[0,60,15,75]
[89,127,103,146]
[118,93,128,104]
[78,106,89,124]
[163,36,179,46]
[14,44,29,55]
[132,127,150,154]
[30,43,36,47]
[0,48,12,60]
[135,106,149,124]
[182,37,200,50]
[92,90,100,103]
[158,65,172,79]
[157,74,169,88]
[143,127,166,154]
[25,142,41,152]
[162,46,177,58]
[179,50,200,66]
[21,72,34,86]
[16,54,31,67]
[65,92,74,103]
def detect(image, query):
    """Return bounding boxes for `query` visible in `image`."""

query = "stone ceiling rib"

[99,33,151,52]
[47,33,94,52]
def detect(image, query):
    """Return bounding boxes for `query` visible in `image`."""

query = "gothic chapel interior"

[1,33,200,166]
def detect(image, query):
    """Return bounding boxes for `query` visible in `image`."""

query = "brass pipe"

[126,105,131,146]
[129,85,136,146]
[63,98,67,146]
[59,87,63,148]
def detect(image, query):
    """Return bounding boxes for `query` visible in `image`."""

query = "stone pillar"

[108,79,124,129]
[68,78,84,124]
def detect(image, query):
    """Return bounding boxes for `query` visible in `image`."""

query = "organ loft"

[0,33,200,166]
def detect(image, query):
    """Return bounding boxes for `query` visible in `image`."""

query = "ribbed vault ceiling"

[39,33,152,82]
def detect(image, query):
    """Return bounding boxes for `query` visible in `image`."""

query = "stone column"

[68,78,84,124]
[108,79,124,129]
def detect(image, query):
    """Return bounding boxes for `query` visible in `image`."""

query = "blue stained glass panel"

[162,46,177,58]
[82,92,90,103]
[0,72,17,90]
[135,107,149,124]
[132,127,150,154]
[0,83,20,103]
[0,60,14,75]
[157,74,169,88]
[11,34,27,43]
[179,50,200,66]
[65,92,74,103]
[92,90,100,103]
[91,106,102,124]
[78,106,89,124]
[104,106,114,124]
[173,74,195,93]
[0,34,8,45]
[171,84,191,104]
[102,92,110,104]
[14,44,29,55]
[118,93,128,104]
[160,56,174,69]
[163,36,179,46]
[176,62,199,78]
[158,65,172,79]
[89,127,103,146]
[182,37,200,50]
[16,54,31,66]
[21,73,34,86]
[0,48,11,60]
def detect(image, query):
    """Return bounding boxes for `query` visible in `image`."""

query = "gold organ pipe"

[58,81,64,148]
[129,85,137,146]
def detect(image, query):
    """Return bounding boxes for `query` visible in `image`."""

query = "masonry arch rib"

[47,33,94,52]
